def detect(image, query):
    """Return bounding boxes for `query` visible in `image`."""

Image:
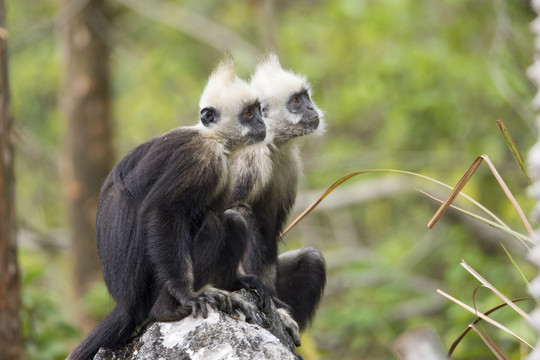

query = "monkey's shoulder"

[139,128,229,202]
[155,127,227,170]
[108,127,228,204]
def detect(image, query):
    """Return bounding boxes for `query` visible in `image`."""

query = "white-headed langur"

[229,53,326,346]
[68,57,266,360]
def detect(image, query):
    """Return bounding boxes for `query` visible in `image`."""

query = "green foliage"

[7,0,537,358]
[81,281,114,321]
[19,250,79,360]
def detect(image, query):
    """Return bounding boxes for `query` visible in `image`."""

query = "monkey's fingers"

[189,296,213,319]
[230,295,258,323]
[216,292,234,314]
[236,275,273,312]
[277,308,301,347]
[203,289,232,313]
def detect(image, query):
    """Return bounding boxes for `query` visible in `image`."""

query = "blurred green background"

[7,0,538,359]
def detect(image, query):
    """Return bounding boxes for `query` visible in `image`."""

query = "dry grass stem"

[427,157,483,229]
[460,260,532,323]
[427,155,536,242]
[448,298,531,356]
[436,289,534,349]
[469,323,509,360]
[417,189,531,248]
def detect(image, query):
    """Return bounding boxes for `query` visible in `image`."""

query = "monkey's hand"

[234,275,273,312]
[277,308,301,347]
[167,285,217,319]
[195,287,259,322]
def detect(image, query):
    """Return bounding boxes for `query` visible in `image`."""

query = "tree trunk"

[59,0,114,299]
[528,1,540,358]
[0,1,24,358]
[250,0,277,50]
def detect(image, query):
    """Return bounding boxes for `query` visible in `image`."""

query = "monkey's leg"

[192,206,248,290]
[226,204,274,311]
[145,209,215,319]
[150,287,192,322]
[187,207,253,319]
[276,247,326,331]
[191,205,270,321]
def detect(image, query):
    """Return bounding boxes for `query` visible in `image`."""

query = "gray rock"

[94,290,302,360]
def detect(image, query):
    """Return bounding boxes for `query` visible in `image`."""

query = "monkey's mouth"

[303,116,320,131]
[251,129,266,143]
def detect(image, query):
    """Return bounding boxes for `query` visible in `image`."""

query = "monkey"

[228,53,326,346]
[68,57,266,360]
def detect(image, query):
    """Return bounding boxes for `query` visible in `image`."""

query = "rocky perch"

[94,290,302,360]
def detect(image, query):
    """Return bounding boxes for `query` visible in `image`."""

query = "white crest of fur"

[250,53,325,145]
[198,56,260,148]
[250,53,309,104]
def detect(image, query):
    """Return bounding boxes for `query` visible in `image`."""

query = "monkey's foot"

[235,275,273,312]
[229,292,259,321]
[186,293,217,319]
[277,308,301,347]
[195,287,258,322]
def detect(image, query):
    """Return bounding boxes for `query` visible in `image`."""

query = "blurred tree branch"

[117,0,258,68]
[0,0,24,357]
[59,0,114,306]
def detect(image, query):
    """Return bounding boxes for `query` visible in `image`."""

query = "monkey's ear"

[200,107,219,127]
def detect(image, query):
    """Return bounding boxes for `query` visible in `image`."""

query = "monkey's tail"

[67,305,136,360]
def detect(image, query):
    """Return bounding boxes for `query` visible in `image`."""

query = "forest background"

[4,0,538,359]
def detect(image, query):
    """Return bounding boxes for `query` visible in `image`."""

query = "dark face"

[286,90,320,131]
[239,101,266,143]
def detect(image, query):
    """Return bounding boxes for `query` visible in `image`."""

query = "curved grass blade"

[447,298,532,356]
[437,289,534,350]
[461,260,532,323]
[470,323,509,360]
[482,155,535,239]
[281,168,523,239]
[500,244,540,305]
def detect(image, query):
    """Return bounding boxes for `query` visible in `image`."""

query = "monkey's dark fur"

[229,54,326,344]
[68,59,265,360]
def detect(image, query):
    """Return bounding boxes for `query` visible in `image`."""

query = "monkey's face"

[259,87,324,146]
[199,100,266,149]
[285,90,320,133]
[250,53,325,146]
[238,101,266,144]
[199,57,266,149]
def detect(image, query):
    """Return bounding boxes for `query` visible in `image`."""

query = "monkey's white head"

[250,53,325,147]
[199,56,266,149]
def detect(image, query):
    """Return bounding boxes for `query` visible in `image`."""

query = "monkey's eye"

[293,96,300,104]
[246,109,253,119]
